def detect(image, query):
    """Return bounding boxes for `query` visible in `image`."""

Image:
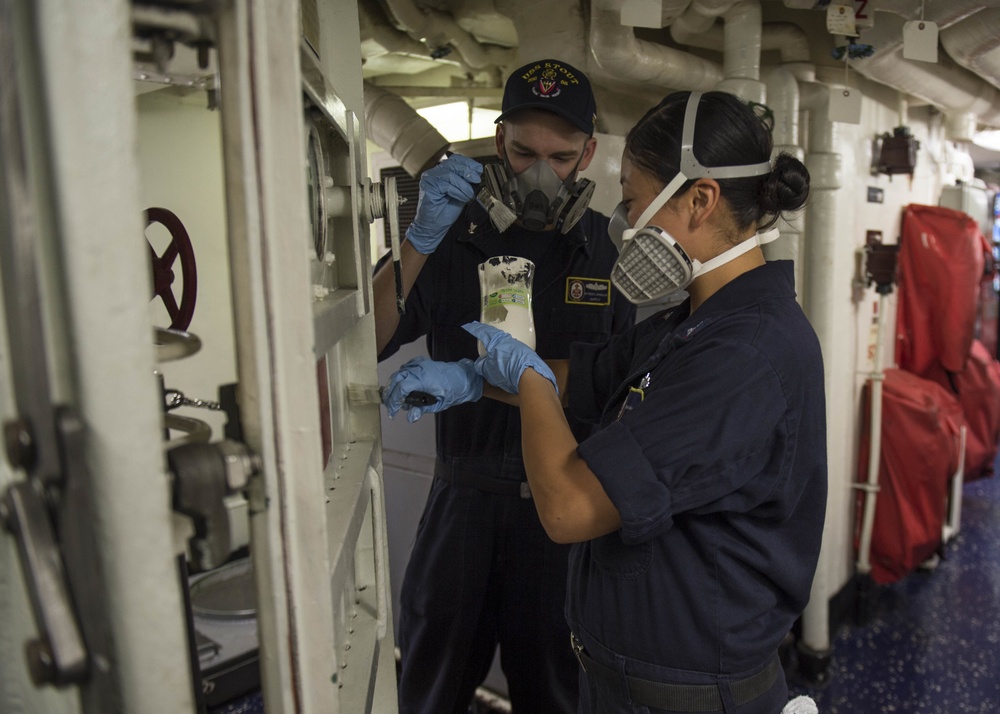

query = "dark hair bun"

[759,153,810,216]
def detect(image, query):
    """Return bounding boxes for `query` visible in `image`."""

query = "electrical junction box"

[940,181,992,237]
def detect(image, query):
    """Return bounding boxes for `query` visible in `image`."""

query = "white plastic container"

[477,256,536,355]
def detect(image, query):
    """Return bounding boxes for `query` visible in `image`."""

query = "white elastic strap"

[695,227,778,277]
[756,226,781,245]
[681,92,772,180]
[632,171,689,234]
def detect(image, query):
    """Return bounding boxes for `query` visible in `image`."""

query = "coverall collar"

[456,200,591,258]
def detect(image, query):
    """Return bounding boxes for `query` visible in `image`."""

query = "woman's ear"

[686,178,721,229]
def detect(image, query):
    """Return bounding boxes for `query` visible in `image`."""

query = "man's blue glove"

[407,154,483,254]
[383,356,483,423]
[462,322,558,395]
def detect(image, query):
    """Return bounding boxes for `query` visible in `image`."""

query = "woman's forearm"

[518,369,621,543]
[481,359,570,407]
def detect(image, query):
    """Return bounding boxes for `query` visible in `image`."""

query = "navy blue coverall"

[378,200,636,714]
[565,261,827,714]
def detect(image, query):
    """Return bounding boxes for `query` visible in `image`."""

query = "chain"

[165,389,223,411]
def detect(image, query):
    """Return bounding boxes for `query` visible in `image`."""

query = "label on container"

[484,289,530,309]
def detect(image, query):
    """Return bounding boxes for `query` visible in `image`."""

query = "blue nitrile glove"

[462,322,559,395]
[407,154,483,254]
[383,356,483,423]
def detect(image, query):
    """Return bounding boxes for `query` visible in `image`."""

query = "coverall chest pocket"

[592,532,651,579]
[536,305,613,355]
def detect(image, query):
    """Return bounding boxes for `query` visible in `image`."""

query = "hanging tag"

[826,4,857,36]
[852,0,874,30]
[829,87,862,124]
[903,20,939,63]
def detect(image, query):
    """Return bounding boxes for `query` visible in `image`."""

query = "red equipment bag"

[924,339,1000,481]
[895,204,985,375]
[855,369,964,585]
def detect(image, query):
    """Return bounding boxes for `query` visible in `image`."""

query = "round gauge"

[305,118,328,260]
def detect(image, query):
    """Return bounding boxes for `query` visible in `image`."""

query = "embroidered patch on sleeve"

[565,277,611,305]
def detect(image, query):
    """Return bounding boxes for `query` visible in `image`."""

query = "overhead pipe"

[661,1,777,101]
[672,0,735,35]
[672,21,809,64]
[497,0,590,69]
[781,0,990,23]
[498,0,653,135]
[778,0,1000,127]
[716,1,765,101]
[363,82,449,177]
[358,0,435,61]
[851,12,1000,127]
[379,0,515,70]
[449,1,518,50]
[941,9,1000,93]
[590,0,723,90]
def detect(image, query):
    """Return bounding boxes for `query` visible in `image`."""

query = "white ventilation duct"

[715,1,765,101]
[358,0,433,59]
[941,8,1000,93]
[673,0,735,34]
[777,0,1000,128]
[590,0,723,90]
[363,82,450,176]
[851,12,1000,127]
[380,0,515,69]
[780,0,987,19]
[497,0,590,69]
[499,0,666,135]
[672,21,810,64]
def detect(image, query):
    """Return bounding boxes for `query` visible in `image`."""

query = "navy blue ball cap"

[495,59,597,136]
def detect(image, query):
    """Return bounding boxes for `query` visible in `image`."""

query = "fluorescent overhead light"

[972,129,1000,152]
[417,102,499,142]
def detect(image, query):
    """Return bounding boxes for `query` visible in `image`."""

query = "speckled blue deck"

[210,472,1000,714]
[789,471,1000,713]
[210,693,263,714]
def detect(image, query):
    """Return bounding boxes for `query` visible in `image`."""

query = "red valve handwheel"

[146,207,197,331]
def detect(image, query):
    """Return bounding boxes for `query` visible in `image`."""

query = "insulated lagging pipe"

[856,288,887,578]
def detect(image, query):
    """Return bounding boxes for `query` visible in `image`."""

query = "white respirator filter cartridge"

[611,226,694,304]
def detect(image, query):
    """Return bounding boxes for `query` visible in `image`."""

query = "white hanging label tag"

[829,87,862,124]
[826,4,857,36]
[903,20,939,63]
[852,0,874,30]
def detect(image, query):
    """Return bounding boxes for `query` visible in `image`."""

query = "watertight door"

[0,1,395,712]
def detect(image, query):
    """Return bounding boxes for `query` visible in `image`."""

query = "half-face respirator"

[608,92,777,305]
[480,153,595,234]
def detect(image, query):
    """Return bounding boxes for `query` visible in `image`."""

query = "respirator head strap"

[631,171,689,232]
[680,92,772,180]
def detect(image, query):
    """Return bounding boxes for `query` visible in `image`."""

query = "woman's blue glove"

[383,356,483,423]
[407,154,483,254]
[462,322,558,395]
